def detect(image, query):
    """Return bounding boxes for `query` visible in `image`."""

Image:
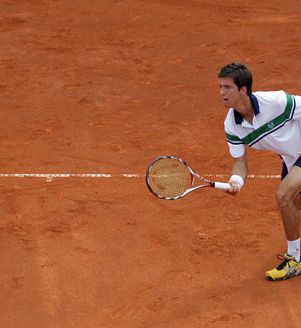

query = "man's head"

[218,62,253,108]
[218,62,253,96]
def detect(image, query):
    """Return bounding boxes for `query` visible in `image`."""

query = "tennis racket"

[146,155,230,200]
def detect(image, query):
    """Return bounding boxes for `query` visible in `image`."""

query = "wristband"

[230,175,244,189]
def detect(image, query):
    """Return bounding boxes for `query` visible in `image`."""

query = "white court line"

[0,173,281,179]
[205,174,281,179]
[0,173,140,178]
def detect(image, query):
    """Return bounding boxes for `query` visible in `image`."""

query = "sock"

[287,238,300,262]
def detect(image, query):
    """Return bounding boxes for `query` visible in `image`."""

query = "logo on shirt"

[267,122,275,129]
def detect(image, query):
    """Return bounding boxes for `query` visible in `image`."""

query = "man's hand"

[227,174,244,195]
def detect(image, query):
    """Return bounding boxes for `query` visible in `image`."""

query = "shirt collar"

[234,94,260,124]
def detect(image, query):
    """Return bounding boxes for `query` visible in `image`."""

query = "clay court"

[1,0,301,327]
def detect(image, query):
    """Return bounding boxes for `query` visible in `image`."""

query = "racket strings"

[147,158,192,198]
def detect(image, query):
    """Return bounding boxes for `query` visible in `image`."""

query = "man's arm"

[227,153,249,195]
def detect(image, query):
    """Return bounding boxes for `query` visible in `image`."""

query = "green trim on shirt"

[243,93,294,146]
[225,133,243,144]
[226,93,294,146]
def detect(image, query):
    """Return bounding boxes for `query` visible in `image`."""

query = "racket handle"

[213,182,231,190]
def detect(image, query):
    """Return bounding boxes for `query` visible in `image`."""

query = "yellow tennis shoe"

[266,254,301,281]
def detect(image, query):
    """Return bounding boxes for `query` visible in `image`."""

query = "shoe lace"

[276,254,295,270]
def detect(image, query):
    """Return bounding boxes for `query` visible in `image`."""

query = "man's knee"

[276,187,291,208]
[278,165,301,209]
[276,186,301,209]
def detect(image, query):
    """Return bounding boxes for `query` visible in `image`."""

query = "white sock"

[287,239,300,262]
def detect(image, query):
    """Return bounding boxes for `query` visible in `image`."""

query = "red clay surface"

[1,1,301,327]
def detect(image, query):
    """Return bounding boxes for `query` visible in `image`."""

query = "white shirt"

[224,90,301,171]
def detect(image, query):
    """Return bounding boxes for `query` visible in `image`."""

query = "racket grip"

[213,182,231,190]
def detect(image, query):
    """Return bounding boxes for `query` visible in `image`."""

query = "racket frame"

[146,155,230,200]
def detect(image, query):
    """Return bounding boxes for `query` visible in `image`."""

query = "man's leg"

[276,166,301,241]
[294,194,301,210]
[266,166,301,280]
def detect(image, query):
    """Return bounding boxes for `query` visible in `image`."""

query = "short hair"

[218,62,253,96]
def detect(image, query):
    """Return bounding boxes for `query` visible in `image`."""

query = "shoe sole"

[266,268,301,281]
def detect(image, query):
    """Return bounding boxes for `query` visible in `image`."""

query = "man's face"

[218,77,244,108]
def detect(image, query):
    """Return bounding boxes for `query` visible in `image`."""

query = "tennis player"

[218,62,301,281]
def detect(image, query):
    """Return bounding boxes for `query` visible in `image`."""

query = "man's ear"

[240,86,248,96]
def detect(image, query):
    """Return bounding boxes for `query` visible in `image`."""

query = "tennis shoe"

[266,253,301,281]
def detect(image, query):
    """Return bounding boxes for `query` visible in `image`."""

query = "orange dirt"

[1,1,301,327]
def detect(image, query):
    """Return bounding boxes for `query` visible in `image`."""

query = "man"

[219,62,301,281]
